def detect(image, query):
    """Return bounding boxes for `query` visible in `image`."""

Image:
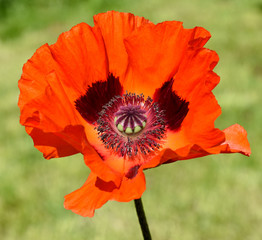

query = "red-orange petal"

[221,124,251,156]
[112,170,146,202]
[18,22,108,159]
[64,173,115,217]
[25,126,85,159]
[19,22,108,107]
[159,48,224,150]
[49,23,108,99]
[173,47,220,101]
[82,120,146,186]
[93,11,150,81]
[64,171,146,217]
[19,71,91,158]
[83,147,124,187]
[123,22,211,97]
[143,124,250,169]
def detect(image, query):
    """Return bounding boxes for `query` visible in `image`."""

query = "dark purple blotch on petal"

[75,74,123,124]
[125,165,141,179]
[95,177,117,192]
[153,79,189,131]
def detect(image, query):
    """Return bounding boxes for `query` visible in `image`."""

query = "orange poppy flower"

[18,11,251,217]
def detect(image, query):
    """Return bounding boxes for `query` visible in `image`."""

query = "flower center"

[96,93,166,158]
[114,105,147,135]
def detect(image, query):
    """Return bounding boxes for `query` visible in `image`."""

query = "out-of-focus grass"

[0,0,122,40]
[0,0,262,239]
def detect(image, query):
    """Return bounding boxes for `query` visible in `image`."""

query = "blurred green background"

[0,0,262,239]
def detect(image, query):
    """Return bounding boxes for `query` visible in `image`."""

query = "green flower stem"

[134,198,152,240]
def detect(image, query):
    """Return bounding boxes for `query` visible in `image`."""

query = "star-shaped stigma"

[114,105,147,134]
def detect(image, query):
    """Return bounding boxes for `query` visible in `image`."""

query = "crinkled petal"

[124,23,222,149]
[19,71,93,158]
[123,21,211,97]
[25,125,86,159]
[174,48,224,148]
[18,22,109,159]
[19,23,107,106]
[64,171,146,217]
[83,148,124,187]
[112,170,146,202]
[64,173,115,217]
[93,11,150,81]
[20,72,80,130]
[221,124,251,155]
[81,122,124,185]
[49,23,108,99]
[173,48,220,100]
[154,48,224,150]
[83,122,145,187]
[143,124,250,169]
